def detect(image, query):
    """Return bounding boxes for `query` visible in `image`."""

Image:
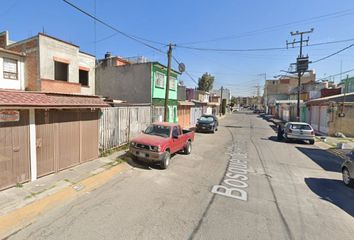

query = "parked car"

[341,149,354,187]
[196,114,219,133]
[129,122,195,169]
[280,122,315,144]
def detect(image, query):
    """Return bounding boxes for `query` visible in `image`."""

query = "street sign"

[0,110,20,122]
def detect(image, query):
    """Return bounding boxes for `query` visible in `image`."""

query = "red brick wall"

[0,33,7,48]
[41,79,81,93]
[7,39,39,91]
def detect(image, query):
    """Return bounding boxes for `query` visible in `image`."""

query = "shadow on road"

[125,158,162,170]
[305,178,354,217]
[296,147,343,173]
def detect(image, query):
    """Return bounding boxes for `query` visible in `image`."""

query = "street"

[7,112,354,240]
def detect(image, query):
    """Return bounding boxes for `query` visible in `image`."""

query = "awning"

[0,90,109,108]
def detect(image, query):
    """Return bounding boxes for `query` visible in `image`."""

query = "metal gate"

[319,106,329,134]
[0,110,30,190]
[80,110,99,163]
[190,107,202,126]
[36,110,55,177]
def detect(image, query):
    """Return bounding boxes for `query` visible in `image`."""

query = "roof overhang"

[0,90,109,109]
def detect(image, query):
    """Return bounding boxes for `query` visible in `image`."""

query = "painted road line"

[211,141,249,201]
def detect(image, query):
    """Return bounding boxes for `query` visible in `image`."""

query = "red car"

[129,122,195,169]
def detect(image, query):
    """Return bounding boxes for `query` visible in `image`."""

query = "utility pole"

[287,28,314,121]
[164,43,174,122]
[220,86,224,116]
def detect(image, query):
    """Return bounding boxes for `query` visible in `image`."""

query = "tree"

[197,73,214,92]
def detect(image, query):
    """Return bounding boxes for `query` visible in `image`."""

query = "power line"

[172,56,199,86]
[62,0,167,53]
[316,68,354,81]
[311,43,354,63]
[176,37,354,53]
[177,9,354,45]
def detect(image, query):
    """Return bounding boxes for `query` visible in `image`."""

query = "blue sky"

[2,0,354,96]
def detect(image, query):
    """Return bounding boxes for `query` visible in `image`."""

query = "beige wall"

[328,103,354,137]
[39,35,95,95]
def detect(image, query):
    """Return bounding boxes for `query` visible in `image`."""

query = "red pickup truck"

[129,122,195,169]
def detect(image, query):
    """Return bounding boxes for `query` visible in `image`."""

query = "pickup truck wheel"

[184,141,192,155]
[161,151,170,169]
[343,168,354,187]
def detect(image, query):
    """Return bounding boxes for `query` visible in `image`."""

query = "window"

[169,77,177,90]
[172,126,180,136]
[3,58,18,80]
[79,69,89,86]
[155,72,165,88]
[54,61,68,81]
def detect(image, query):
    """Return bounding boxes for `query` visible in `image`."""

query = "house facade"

[0,31,95,95]
[0,31,106,190]
[96,55,179,123]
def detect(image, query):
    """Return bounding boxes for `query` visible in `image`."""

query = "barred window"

[3,58,18,80]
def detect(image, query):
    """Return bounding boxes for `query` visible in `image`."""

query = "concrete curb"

[0,155,131,239]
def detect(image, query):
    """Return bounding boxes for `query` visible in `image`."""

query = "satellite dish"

[178,63,186,73]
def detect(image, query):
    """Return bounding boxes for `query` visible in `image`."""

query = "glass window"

[291,124,312,130]
[144,124,171,138]
[3,58,18,80]
[170,77,177,90]
[155,72,165,88]
[172,126,180,136]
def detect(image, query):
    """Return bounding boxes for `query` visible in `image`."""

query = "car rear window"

[290,124,312,130]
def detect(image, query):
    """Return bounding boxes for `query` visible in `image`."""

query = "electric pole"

[164,43,174,122]
[286,28,314,121]
[220,86,224,116]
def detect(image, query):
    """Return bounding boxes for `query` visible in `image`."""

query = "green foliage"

[198,73,214,92]
[222,99,227,115]
[231,96,237,106]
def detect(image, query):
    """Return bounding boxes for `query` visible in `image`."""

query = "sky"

[2,0,354,96]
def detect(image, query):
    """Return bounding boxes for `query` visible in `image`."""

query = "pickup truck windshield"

[144,125,171,138]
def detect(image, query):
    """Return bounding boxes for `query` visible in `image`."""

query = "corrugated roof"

[0,90,108,108]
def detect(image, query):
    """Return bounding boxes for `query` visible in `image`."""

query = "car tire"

[342,167,354,187]
[160,151,171,169]
[184,141,192,155]
[309,139,315,145]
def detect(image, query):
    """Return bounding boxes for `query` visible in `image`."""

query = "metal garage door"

[55,110,80,170]
[0,110,30,190]
[80,110,99,163]
[35,110,55,177]
[319,106,329,134]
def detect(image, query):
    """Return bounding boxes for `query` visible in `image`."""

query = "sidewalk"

[0,149,131,238]
[315,136,354,161]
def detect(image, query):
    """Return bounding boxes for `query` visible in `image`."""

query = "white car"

[282,122,315,144]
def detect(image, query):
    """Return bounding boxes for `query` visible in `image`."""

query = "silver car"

[342,149,354,187]
[282,122,315,144]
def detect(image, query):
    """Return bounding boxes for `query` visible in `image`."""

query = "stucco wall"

[95,62,151,103]
[39,35,95,95]
[328,104,354,137]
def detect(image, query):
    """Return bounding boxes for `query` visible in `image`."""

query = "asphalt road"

[7,112,354,240]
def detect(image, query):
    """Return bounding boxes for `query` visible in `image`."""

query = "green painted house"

[96,57,180,123]
[151,63,179,123]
